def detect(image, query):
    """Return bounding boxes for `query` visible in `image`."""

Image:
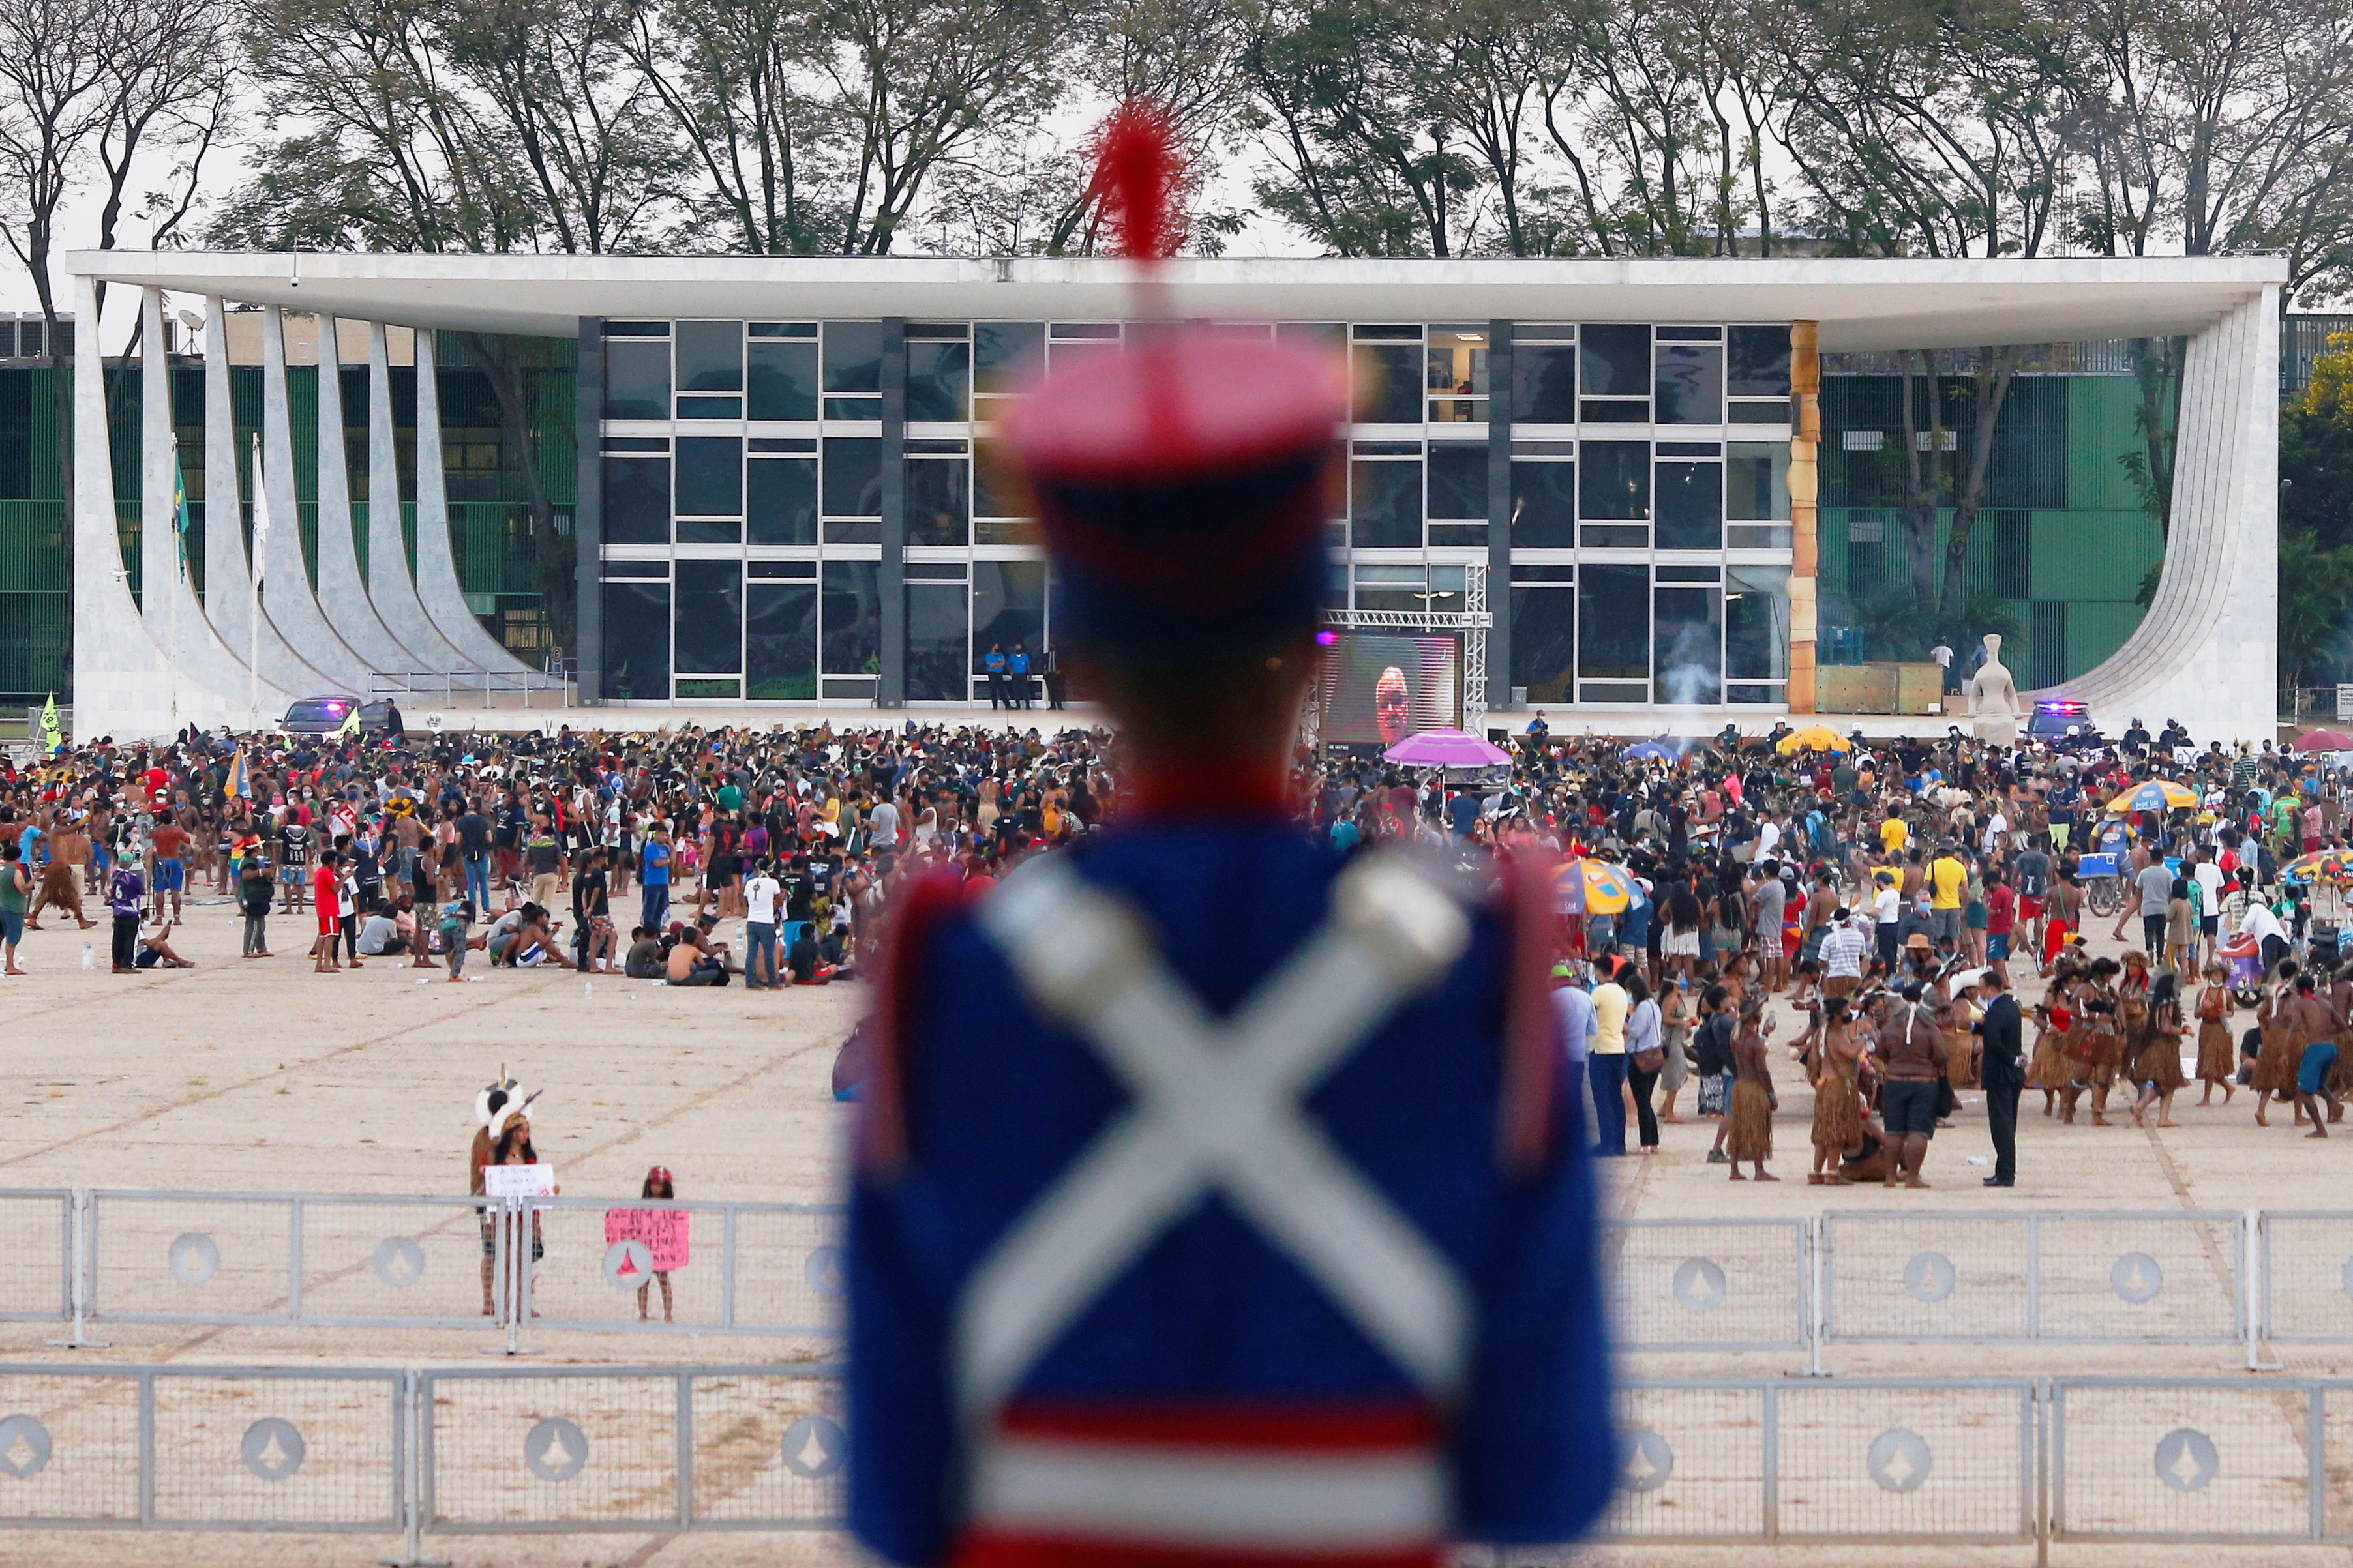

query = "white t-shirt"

[744,872,781,925]
[2193,861,2223,918]
[1874,885,1901,926]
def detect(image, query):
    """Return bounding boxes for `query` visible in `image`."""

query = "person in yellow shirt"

[1880,812,1908,857]
[1928,846,1969,954]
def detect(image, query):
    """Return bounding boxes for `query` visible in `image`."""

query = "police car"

[277,696,394,737]
[2027,698,2101,750]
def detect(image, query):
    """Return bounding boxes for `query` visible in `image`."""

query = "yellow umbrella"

[1556,859,1639,915]
[1775,725,1851,755]
[2106,780,2199,813]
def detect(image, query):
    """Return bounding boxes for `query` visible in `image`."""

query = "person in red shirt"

[311,849,345,973]
[1984,866,2016,989]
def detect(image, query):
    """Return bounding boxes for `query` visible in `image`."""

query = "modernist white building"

[63,252,2284,741]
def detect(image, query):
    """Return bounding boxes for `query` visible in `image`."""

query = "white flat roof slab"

[66,252,2287,351]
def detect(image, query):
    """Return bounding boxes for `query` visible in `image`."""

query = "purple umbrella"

[1382,728,1510,767]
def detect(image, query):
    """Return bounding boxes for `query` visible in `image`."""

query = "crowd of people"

[1,707,2345,1185]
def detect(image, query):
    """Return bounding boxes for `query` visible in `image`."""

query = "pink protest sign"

[604,1207,691,1271]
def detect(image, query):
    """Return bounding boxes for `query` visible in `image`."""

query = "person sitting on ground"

[509,904,569,969]
[484,904,528,966]
[788,921,838,985]
[356,902,408,957]
[623,925,664,979]
[667,924,729,986]
[133,915,193,969]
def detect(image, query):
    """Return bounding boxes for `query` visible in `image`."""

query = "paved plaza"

[0,897,2346,1563]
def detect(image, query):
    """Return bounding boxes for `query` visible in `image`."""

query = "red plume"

[1092,101,1183,267]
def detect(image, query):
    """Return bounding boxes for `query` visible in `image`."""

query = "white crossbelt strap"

[957,851,1476,1429]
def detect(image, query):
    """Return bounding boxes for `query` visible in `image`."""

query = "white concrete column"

[312,314,423,673]
[258,304,370,690]
[363,321,468,670]
[203,295,337,703]
[2033,289,2279,743]
[69,274,197,741]
[410,329,530,673]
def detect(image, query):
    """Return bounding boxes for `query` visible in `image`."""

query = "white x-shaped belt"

[957,850,1477,1430]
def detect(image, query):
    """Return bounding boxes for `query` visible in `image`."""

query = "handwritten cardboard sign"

[483,1163,556,1198]
[604,1207,690,1271]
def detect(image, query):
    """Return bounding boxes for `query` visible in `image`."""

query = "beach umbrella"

[2107,780,2199,813]
[2283,849,2353,885]
[1382,728,1510,767]
[1558,859,1639,915]
[1622,740,1677,762]
[1774,725,1851,754]
[2292,728,2353,753]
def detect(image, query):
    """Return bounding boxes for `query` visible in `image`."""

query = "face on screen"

[1375,667,1411,745]
[1317,634,1461,746]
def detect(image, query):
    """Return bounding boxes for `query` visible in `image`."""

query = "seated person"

[1839,1116,1893,1185]
[788,925,837,986]
[134,917,193,969]
[666,925,729,986]
[623,925,664,979]
[485,906,529,965]
[818,925,856,981]
[693,912,736,971]
[509,904,569,969]
[355,906,407,956]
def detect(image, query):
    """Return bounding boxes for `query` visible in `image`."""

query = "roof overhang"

[65,251,2287,351]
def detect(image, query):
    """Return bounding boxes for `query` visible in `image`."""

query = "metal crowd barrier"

[1822,1209,2250,1348]
[69,1191,841,1345]
[0,1367,2339,1550]
[46,1191,2353,1365]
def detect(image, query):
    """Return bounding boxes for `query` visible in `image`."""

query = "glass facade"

[594,316,1794,707]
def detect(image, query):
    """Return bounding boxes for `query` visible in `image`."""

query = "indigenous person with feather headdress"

[470,1069,549,1316]
[845,107,1611,1568]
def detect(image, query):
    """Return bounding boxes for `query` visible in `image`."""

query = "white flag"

[248,434,270,591]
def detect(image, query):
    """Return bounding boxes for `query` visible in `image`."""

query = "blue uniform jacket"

[848,822,1613,1565]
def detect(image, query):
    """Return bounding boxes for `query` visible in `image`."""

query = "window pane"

[1655,460,1723,550]
[1427,327,1490,394]
[1655,344,1723,424]
[821,561,880,674]
[1578,563,1649,680]
[1728,326,1793,398]
[975,322,1043,391]
[599,579,668,700]
[824,321,882,393]
[908,458,970,546]
[1580,324,1649,398]
[747,456,818,546]
[1511,344,1578,423]
[1510,587,1576,703]
[905,582,969,700]
[974,436,1021,517]
[1579,441,1650,520]
[676,436,742,516]
[603,340,668,420]
[1350,459,1421,548]
[972,560,1045,670]
[1428,444,1486,519]
[1653,584,1722,703]
[1510,462,1576,548]
[1726,566,1791,679]
[1352,344,1420,423]
[673,559,743,674]
[1727,442,1791,520]
[675,320,743,392]
[601,456,669,545]
[907,340,970,421]
[822,437,881,517]
[747,340,818,421]
[746,582,818,699]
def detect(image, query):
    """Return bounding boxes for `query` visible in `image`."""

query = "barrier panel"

[1602,1219,1808,1353]
[1823,1209,2245,1345]
[2258,1211,2353,1344]
[2052,1377,2318,1543]
[0,1367,400,1531]
[0,1192,70,1324]
[419,1364,845,1533]
[1598,1379,2033,1544]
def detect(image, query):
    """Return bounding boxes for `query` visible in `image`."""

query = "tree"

[0,0,232,505]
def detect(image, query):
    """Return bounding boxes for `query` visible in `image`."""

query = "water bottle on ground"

[80,943,93,971]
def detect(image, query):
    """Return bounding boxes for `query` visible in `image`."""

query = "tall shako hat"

[1004,103,1344,665]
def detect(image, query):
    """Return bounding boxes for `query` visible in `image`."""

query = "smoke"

[1659,660,1720,707]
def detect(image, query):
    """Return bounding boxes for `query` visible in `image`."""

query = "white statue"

[1966,633,2020,747]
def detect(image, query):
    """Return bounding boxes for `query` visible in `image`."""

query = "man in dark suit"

[1975,968,2026,1186]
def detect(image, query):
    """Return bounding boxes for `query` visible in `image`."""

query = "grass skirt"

[2196,1020,2236,1084]
[1728,1078,1774,1161]
[2252,1018,2304,1096]
[1812,1064,1863,1157]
